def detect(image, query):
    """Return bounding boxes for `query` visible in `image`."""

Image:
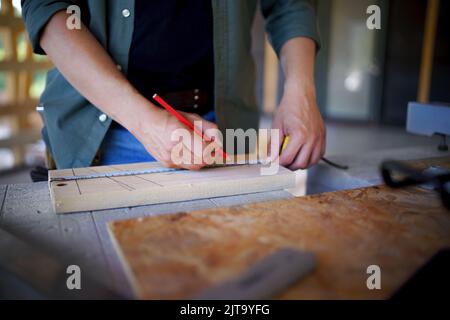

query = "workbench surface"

[0,145,448,299]
[0,180,292,298]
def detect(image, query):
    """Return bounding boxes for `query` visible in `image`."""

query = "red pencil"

[152,94,228,160]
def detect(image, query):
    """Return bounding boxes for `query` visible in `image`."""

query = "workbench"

[0,145,448,299]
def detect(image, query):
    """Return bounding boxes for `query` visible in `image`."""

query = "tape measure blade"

[50,166,180,182]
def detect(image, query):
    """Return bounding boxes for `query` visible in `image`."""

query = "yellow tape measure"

[281,136,289,154]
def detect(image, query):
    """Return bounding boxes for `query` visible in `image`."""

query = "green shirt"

[21,0,320,169]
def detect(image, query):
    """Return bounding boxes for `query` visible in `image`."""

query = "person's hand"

[271,82,326,170]
[130,107,221,170]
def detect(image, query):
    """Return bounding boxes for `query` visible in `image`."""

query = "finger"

[289,142,313,170]
[176,127,205,164]
[203,140,225,165]
[187,115,224,162]
[180,162,204,170]
[167,133,205,168]
[176,123,215,166]
[279,132,304,167]
[309,143,322,167]
[268,122,284,160]
[180,144,205,170]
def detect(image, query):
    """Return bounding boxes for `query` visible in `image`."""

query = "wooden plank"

[58,212,112,287]
[417,0,440,103]
[0,101,38,116]
[210,189,292,207]
[0,182,68,272]
[49,162,296,214]
[92,189,291,297]
[1,182,113,291]
[1,182,56,225]
[92,198,220,298]
[0,184,8,222]
[0,15,24,30]
[0,182,65,267]
[109,185,450,299]
[0,130,41,148]
[0,227,121,299]
[0,60,52,72]
[1,179,292,298]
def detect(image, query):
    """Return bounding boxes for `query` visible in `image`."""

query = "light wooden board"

[49,162,296,214]
[109,185,450,299]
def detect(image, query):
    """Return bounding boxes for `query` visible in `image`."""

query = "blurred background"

[0,0,449,183]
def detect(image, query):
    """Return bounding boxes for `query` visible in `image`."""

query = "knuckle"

[296,129,307,138]
[279,156,291,167]
[311,134,320,143]
[298,162,308,169]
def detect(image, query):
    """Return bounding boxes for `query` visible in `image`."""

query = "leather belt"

[151,88,213,115]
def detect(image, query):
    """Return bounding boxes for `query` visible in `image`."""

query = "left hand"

[271,82,326,170]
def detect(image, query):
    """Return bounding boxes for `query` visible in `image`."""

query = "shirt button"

[99,114,108,122]
[116,64,122,71]
[122,9,131,18]
[193,104,199,109]
[36,103,44,112]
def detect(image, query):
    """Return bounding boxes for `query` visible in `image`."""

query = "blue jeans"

[99,110,216,165]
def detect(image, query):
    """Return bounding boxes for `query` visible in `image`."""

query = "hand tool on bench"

[381,160,450,209]
[190,248,316,300]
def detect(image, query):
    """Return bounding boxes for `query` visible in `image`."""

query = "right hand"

[129,107,222,170]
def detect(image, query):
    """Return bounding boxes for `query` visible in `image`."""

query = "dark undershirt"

[127,0,214,111]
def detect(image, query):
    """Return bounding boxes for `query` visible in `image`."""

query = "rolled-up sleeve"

[261,0,321,56]
[21,0,74,54]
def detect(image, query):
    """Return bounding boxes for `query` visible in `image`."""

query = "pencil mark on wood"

[89,167,135,191]
[109,177,135,191]
[135,175,164,187]
[109,166,164,187]
[109,165,162,187]
[72,169,82,195]
[49,162,295,213]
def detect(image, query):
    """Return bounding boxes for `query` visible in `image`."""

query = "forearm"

[274,37,325,169]
[279,37,317,100]
[40,11,160,133]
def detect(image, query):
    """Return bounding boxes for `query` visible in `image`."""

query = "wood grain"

[109,185,450,299]
[49,162,296,214]
[0,182,112,289]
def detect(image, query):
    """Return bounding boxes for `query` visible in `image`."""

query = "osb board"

[109,185,450,299]
[49,162,295,214]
